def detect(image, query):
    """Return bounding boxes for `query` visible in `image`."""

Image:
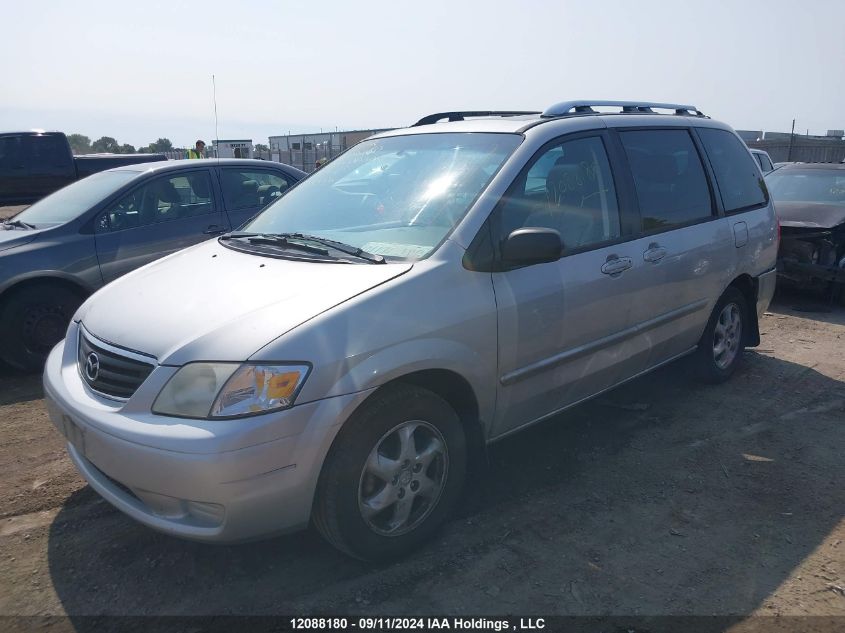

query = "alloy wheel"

[713,302,742,370]
[358,420,449,537]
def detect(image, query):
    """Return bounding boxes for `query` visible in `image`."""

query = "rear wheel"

[313,384,466,561]
[692,287,748,383]
[0,284,83,372]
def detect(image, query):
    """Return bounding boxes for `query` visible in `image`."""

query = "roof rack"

[541,100,705,118]
[412,111,541,126]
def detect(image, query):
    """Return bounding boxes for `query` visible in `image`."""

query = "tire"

[692,287,748,384]
[313,384,466,561]
[0,284,83,372]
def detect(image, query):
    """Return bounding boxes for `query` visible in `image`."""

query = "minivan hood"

[77,240,412,364]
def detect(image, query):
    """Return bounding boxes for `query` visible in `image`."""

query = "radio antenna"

[212,74,220,160]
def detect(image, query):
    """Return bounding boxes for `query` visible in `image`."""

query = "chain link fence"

[747,138,845,164]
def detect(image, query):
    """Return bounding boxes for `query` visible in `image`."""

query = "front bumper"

[43,324,373,542]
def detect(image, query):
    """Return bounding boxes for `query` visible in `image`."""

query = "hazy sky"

[2,0,844,147]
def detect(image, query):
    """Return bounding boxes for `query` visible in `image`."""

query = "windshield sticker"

[362,242,431,258]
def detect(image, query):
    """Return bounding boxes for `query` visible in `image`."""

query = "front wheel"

[313,384,466,561]
[692,287,748,384]
[0,284,83,372]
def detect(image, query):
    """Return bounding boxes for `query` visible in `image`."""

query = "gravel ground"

[0,276,843,626]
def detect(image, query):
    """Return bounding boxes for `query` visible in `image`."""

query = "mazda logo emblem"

[85,352,100,381]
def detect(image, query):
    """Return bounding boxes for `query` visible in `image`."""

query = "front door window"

[98,171,215,233]
[496,136,621,253]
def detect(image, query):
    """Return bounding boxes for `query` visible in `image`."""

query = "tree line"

[67,134,180,155]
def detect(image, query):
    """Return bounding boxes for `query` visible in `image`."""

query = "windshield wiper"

[220,232,332,257]
[220,231,386,264]
[274,233,386,264]
[2,219,36,230]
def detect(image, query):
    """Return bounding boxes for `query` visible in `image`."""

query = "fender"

[0,270,98,301]
[290,337,494,430]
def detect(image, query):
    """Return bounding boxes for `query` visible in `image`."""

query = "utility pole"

[788,118,796,161]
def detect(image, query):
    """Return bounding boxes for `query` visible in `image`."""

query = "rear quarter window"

[698,128,767,213]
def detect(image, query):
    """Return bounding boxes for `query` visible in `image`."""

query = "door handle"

[203,225,228,235]
[643,242,667,263]
[601,255,633,276]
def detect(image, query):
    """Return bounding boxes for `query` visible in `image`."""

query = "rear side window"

[698,128,767,212]
[221,169,293,210]
[758,153,773,173]
[619,130,713,231]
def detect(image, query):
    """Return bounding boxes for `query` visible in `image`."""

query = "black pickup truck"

[0,131,167,204]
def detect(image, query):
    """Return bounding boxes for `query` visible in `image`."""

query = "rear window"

[25,134,71,170]
[0,134,71,171]
[766,169,845,205]
[620,129,713,231]
[0,136,20,169]
[698,129,767,213]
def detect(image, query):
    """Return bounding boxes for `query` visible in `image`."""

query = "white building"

[267,129,392,171]
[212,139,253,159]
[268,129,390,154]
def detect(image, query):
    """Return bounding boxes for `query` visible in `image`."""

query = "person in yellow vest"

[186,140,206,159]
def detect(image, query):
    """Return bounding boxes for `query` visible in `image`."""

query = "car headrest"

[191,176,210,199]
[156,180,182,203]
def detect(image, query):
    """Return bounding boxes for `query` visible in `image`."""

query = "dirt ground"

[0,285,843,625]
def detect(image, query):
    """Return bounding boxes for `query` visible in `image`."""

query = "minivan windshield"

[766,169,845,205]
[243,133,521,260]
[14,170,140,226]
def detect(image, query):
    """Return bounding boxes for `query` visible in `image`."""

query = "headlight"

[152,363,310,419]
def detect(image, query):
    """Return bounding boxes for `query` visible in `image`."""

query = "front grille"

[77,329,155,400]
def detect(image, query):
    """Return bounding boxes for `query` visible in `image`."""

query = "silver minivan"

[43,101,778,560]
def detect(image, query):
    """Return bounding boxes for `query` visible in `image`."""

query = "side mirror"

[502,227,562,265]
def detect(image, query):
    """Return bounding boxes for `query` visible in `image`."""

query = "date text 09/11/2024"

[289,617,547,631]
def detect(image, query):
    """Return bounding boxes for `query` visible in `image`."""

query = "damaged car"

[766,163,845,300]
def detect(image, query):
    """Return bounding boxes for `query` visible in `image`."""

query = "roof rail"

[412,111,541,126]
[541,100,705,118]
